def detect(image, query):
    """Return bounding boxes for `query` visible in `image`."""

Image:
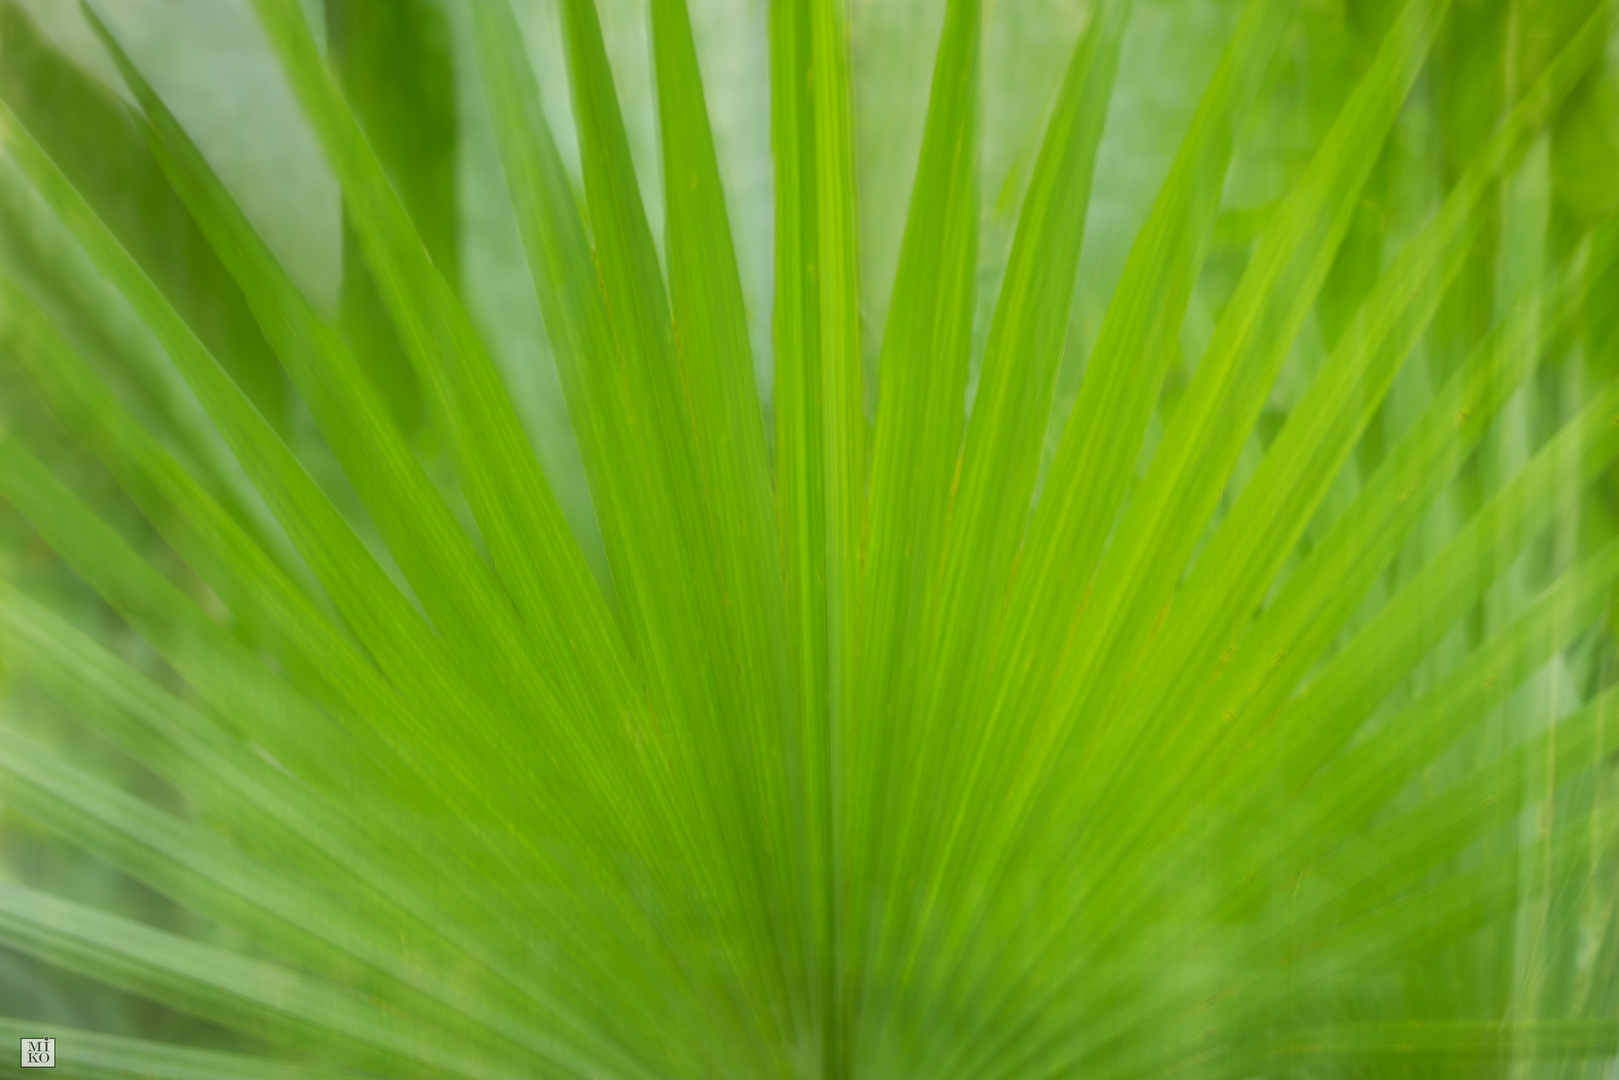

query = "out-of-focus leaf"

[326,0,459,432]
[0,1,284,423]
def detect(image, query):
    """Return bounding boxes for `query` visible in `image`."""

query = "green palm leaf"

[1,0,1618,1076]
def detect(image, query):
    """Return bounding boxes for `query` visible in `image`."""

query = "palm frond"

[2,0,1618,1076]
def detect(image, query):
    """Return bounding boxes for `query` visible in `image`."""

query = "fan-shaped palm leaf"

[1,0,1618,1076]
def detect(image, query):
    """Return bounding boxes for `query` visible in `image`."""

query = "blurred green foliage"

[0,0,1617,1076]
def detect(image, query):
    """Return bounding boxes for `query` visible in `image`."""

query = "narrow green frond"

[1267,1018,1619,1063]
[0,151,299,586]
[83,8,624,837]
[245,0,635,738]
[0,1016,357,1080]
[844,0,981,1039]
[768,0,866,1070]
[0,432,379,802]
[0,883,519,1080]
[0,91,513,808]
[869,0,1134,1048]
[998,0,1290,712]
[0,0,286,423]
[0,730,646,1080]
[1067,0,1616,849]
[1038,0,1452,763]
